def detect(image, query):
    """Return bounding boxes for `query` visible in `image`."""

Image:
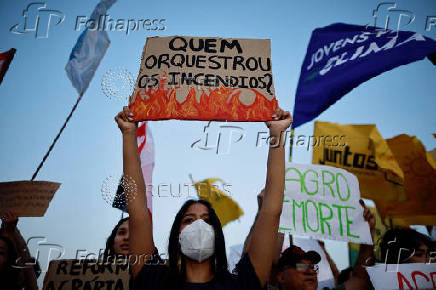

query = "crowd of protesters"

[1,106,434,289]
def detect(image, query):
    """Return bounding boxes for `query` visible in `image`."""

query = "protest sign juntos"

[279,163,372,244]
[129,36,278,121]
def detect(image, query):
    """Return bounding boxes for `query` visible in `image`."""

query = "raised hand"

[360,199,376,242]
[114,106,138,134]
[266,108,293,135]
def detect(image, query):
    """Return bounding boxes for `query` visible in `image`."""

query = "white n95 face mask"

[179,219,215,263]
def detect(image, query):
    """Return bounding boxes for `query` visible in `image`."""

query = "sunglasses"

[295,263,319,273]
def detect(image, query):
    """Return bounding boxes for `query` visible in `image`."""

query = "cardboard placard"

[42,259,129,290]
[0,181,60,217]
[279,163,372,244]
[366,263,436,289]
[129,36,278,121]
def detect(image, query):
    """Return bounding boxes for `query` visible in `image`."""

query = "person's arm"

[242,190,264,254]
[243,190,284,288]
[318,240,340,285]
[343,200,376,290]
[247,108,292,287]
[268,232,285,288]
[115,107,154,277]
[0,212,38,290]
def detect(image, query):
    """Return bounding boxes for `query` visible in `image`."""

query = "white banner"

[279,163,372,244]
[366,263,436,289]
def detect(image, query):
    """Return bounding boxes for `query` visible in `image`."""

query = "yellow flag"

[375,134,436,225]
[312,121,406,201]
[193,178,243,227]
[427,149,436,170]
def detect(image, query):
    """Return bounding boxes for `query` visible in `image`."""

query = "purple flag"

[293,23,436,128]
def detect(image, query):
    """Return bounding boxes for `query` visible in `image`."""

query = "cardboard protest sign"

[0,181,60,217]
[312,121,406,201]
[366,263,436,289]
[279,163,372,244]
[129,36,278,121]
[42,259,129,290]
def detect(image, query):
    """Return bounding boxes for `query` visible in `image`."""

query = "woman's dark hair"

[380,228,431,264]
[103,217,129,262]
[0,236,20,289]
[167,199,229,285]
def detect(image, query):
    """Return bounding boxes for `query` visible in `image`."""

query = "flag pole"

[288,126,294,243]
[288,128,295,162]
[31,94,83,181]
[189,173,195,184]
[189,174,199,199]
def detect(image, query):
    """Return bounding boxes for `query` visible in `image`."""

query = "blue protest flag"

[292,23,436,128]
[65,0,116,96]
[89,0,117,22]
[65,28,110,96]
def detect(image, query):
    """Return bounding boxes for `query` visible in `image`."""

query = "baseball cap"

[278,245,321,270]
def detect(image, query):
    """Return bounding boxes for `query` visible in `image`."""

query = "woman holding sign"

[115,106,292,289]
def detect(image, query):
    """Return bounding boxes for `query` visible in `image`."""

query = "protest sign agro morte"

[43,259,129,290]
[129,36,278,121]
[279,163,372,244]
[0,181,60,217]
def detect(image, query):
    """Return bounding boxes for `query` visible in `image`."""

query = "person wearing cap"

[276,245,321,290]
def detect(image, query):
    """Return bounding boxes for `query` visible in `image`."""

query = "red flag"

[113,122,154,217]
[0,48,16,84]
[137,122,154,215]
